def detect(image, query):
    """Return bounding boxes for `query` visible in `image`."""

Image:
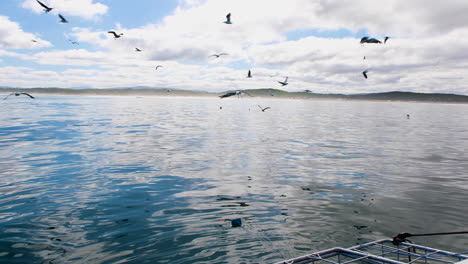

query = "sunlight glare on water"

[1,95,468,263]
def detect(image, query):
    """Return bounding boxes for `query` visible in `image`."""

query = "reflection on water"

[1,96,468,263]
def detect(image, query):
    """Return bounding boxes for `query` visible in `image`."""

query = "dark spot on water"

[353,210,359,214]
[216,196,241,201]
[353,225,368,230]
[48,227,56,230]
[301,187,311,191]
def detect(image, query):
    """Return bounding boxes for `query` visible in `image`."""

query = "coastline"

[2,87,468,104]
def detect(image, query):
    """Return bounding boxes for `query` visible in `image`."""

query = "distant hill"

[1,87,468,103]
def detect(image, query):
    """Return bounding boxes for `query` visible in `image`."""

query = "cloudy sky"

[1,0,468,94]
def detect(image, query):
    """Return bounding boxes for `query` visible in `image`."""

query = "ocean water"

[1,95,468,263]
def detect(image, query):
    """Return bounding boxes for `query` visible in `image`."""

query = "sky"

[1,0,468,94]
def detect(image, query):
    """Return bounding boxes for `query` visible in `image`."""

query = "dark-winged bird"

[135,48,142,52]
[360,36,381,44]
[384,36,390,44]
[108,31,123,38]
[155,65,163,70]
[258,105,271,112]
[278,76,288,86]
[224,13,232,24]
[219,91,238,98]
[58,14,68,23]
[31,39,38,43]
[36,0,53,13]
[362,69,369,79]
[210,53,228,58]
[68,39,79,45]
[247,70,252,78]
[4,92,35,100]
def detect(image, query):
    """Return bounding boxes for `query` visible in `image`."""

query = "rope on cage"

[393,231,468,245]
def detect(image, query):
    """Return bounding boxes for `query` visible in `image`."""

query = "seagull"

[360,36,381,44]
[278,77,288,86]
[219,91,237,98]
[384,36,390,44]
[362,69,369,79]
[4,92,35,100]
[247,70,252,78]
[210,53,228,58]
[304,89,312,93]
[31,39,38,43]
[219,90,251,99]
[224,13,232,24]
[135,48,142,52]
[108,31,123,38]
[258,105,271,112]
[155,65,163,70]
[36,0,53,13]
[68,39,79,45]
[58,14,68,23]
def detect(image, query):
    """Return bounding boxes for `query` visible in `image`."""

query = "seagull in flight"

[210,53,228,58]
[247,70,252,78]
[278,77,288,86]
[31,39,38,43]
[224,13,232,24]
[360,36,381,44]
[36,0,53,13]
[362,69,369,79]
[219,90,251,99]
[258,105,271,112]
[4,92,35,100]
[68,39,79,45]
[58,14,68,23]
[108,31,123,38]
[155,65,163,70]
[384,36,390,44]
[219,91,237,98]
[135,48,142,52]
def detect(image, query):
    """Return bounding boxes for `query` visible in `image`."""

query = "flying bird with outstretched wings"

[4,92,35,100]
[108,31,123,38]
[36,0,53,13]
[210,53,228,58]
[58,14,68,23]
[258,105,271,112]
[362,69,369,79]
[278,77,288,86]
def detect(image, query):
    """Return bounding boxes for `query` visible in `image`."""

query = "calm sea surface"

[1,95,467,263]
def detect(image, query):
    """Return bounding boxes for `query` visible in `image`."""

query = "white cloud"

[3,0,468,95]
[0,16,52,49]
[21,0,108,20]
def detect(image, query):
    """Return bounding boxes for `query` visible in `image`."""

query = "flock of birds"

[8,3,391,111]
[360,36,390,79]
